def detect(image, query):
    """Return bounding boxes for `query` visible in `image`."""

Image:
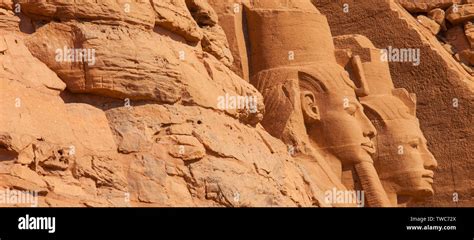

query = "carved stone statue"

[363,94,438,206]
[333,35,438,206]
[246,1,391,206]
[0,0,448,207]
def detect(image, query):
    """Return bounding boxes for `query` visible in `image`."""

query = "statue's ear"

[300,91,321,123]
[298,69,328,123]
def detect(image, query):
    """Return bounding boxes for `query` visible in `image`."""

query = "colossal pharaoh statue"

[0,0,442,207]
[245,1,392,206]
[333,35,438,206]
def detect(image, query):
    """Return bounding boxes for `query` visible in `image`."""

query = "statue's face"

[373,119,438,198]
[301,68,377,165]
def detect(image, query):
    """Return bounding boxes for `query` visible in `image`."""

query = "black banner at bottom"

[0,208,472,239]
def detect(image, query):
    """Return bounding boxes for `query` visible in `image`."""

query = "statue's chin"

[382,174,434,201]
[399,183,434,199]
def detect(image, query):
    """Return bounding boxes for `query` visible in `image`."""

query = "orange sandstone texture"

[0,0,471,207]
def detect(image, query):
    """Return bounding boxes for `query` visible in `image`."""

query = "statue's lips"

[361,142,376,154]
[422,171,435,184]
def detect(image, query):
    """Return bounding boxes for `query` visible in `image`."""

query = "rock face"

[398,0,474,75]
[0,0,472,207]
[398,0,463,13]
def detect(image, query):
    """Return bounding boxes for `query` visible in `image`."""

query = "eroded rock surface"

[0,0,471,207]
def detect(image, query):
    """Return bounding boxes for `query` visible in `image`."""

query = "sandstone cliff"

[0,0,471,207]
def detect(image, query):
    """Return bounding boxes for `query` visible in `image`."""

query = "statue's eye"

[409,139,420,149]
[345,105,357,116]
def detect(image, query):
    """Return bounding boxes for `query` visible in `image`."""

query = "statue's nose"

[363,128,377,139]
[361,115,377,139]
[423,151,438,171]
